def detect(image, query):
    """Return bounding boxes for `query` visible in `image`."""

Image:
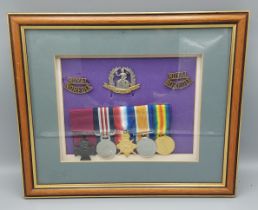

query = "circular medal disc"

[156,136,175,155]
[96,140,116,159]
[136,137,156,158]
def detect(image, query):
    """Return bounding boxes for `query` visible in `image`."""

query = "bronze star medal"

[117,133,136,157]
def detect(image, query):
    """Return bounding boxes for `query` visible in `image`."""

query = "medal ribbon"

[93,107,100,143]
[134,105,150,141]
[154,104,171,137]
[69,108,96,151]
[127,105,136,143]
[113,106,128,143]
[148,104,155,139]
[96,107,115,142]
[97,107,110,138]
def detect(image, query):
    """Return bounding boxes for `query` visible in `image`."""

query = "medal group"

[66,66,192,161]
[70,104,175,160]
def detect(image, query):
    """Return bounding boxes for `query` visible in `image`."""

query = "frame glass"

[9,12,248,197]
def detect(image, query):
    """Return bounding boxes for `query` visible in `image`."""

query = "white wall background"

[0,1,257,210]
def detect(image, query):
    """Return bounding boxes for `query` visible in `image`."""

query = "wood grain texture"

[9,15,34,197]
[8,12,249,198]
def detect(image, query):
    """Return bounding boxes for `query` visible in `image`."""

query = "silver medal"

[96,140,116,159]
[136,137,156,158]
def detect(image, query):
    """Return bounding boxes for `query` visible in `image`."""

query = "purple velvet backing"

[61,57,197,154]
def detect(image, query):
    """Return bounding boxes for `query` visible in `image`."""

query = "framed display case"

[9,12,248,197]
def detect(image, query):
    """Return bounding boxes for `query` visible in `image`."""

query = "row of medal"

[70,104,175,160]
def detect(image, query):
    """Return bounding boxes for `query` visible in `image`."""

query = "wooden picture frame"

[9,12,248,198]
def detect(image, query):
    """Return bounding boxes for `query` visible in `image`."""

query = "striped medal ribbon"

[114,105,137,157]
[134,105,150,140]
[113,105,136,143]
[154,104,175,155]
[153,104,171,137]
[126,105,137,143]
[96,107,116,159]
[113,106,128,144]
[97,107,111,138]
[134,105,156,158]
